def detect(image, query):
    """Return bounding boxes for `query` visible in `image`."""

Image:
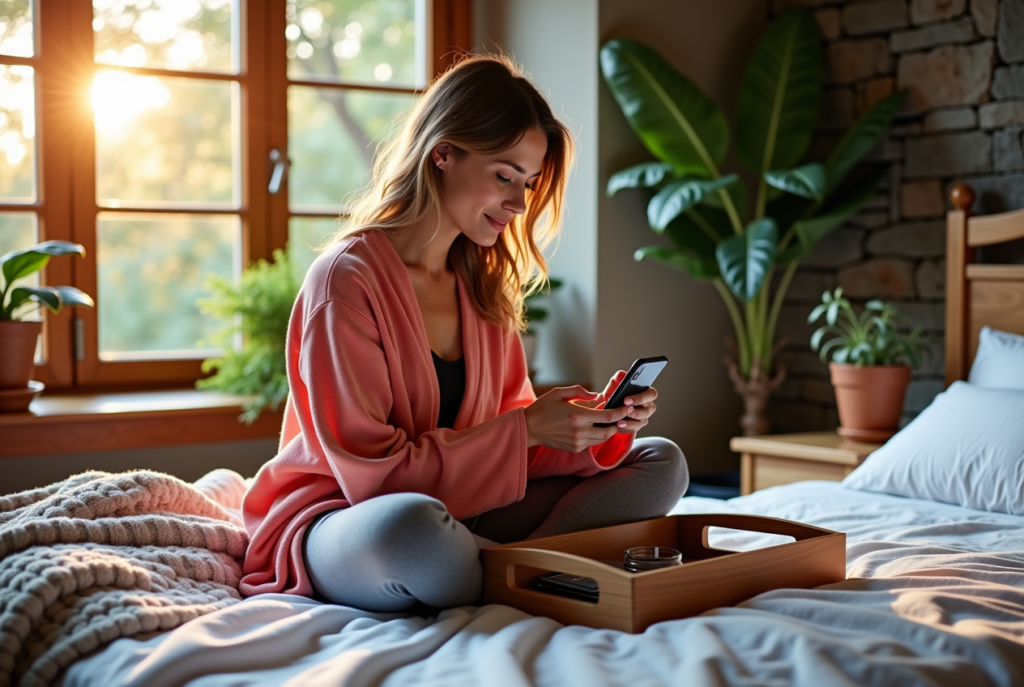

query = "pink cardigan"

[239,230,634,597]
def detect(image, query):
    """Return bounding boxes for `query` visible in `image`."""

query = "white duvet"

[62,482,1024,687]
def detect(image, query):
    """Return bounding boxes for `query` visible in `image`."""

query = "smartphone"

[593,356,669,427]
[532,572,599,602]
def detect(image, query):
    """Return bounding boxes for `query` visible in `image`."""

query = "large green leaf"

[736,9,823,174]
[53,285,95,309]
[765,162,826,200]
[634,245,718,281]
[1,252,48,288]
[6,285,62,317]
[824,90,906,194]
[716,218,779,301]
[1,240,86,288]
[600,38,729,177]
[700,177,749,218]
[666,212,721,258]
[647,175,738,230]
[606,162,676,196]
[778,165,888,263]
[664,211,721,279]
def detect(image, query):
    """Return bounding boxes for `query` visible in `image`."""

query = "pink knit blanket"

[0,469,250,687]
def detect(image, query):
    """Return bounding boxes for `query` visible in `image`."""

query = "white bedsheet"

[62,482,1024,687]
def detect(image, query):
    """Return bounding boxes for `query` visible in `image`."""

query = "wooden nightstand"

[730,431,884,496]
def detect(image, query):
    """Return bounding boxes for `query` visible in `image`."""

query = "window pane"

[288,86,413,210]
[97,212,238,359]
[94,72,239,207]
[287,0,424,88]
[0,0,33,58]
[93,0,237,74]
[0,64,35,202]
[289,216,339,281]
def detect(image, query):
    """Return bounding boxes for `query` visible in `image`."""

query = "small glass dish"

[623,546,683,572]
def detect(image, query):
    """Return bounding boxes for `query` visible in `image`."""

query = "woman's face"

[432,127,548,248]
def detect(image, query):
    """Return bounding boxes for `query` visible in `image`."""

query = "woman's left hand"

[578,370,659,434]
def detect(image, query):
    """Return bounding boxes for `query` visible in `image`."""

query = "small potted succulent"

[0,240,94,410]
[809,288,926,442]
[522,277,563,378]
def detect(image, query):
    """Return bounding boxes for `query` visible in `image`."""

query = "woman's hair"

[328,53,575,332]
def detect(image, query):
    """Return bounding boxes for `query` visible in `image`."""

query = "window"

[0,0,470,390]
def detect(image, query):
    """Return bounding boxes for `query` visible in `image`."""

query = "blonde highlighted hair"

[329,53,575,332]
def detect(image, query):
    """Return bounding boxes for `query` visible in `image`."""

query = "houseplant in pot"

[599,9,904,435]
[521,277,563,378]
[0,240,94,411]
[197,247,300,423]
[809,287,926,442]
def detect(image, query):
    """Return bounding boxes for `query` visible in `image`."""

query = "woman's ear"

[431,142,452,170]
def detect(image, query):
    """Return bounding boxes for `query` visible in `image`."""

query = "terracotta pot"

[0,320,43,388]
[829,363,911,442]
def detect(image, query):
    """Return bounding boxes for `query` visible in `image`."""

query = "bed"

[23,188,1024,685]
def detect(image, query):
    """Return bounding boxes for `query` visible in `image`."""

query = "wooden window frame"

[24,0,472,393]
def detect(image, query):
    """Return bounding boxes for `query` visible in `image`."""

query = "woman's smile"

[485,214,509,231]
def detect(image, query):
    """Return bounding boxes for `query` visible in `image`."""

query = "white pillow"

[843,382,1024,515]
[969,326,1024,391]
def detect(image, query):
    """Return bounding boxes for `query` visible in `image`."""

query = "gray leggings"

[302,437,688,611]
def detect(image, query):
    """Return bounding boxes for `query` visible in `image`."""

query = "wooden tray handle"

[487,546,631,600]
[676,513,836,554]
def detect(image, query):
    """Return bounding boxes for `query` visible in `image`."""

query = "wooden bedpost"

[945,184,974,386]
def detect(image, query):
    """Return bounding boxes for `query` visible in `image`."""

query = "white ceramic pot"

[520,332,537,376]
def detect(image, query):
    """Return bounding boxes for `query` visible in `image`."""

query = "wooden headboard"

[945,184,1024,385]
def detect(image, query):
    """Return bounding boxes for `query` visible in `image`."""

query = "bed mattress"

[61,481,1024,686]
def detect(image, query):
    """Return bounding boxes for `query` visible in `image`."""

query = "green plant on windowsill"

[809,288,926,368]
[1,241,94,322]
[521,277,563,377]
[197,247,301,424]
[523,277,563,335]
[0,241,94,395]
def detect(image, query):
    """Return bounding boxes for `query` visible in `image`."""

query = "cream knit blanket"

[0,469,250,687]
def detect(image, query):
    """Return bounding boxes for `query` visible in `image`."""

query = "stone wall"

[769,0,1024,432]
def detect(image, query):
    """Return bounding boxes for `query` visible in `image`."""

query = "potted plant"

[809,288,926,442]
[522,277,563,378]
[600,9,904,435]
[196,247,300,423]
[0,240,94,411]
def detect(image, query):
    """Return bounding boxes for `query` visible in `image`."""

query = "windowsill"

[0,389,284,458]
[0,381,589,459]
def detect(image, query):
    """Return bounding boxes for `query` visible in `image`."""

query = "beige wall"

[477,0,767,474]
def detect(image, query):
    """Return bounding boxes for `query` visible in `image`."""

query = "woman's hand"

[523,385,635,452]
[577,370,660,435]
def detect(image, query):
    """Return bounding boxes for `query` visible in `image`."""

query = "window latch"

[74,316,86,362]
[268,148,290,194]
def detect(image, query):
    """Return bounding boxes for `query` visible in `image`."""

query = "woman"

[240,55,689,611]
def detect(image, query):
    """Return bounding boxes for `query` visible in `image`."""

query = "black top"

[431,350,465,429]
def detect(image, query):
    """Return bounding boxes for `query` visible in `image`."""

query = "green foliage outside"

[809,288,927,369]
[0,1,421,358]
[600,9,905,382]
[197,248,300,423]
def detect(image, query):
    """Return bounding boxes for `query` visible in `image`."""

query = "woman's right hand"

[523,385,634,452]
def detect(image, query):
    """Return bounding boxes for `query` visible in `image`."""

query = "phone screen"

[594,356,668,427]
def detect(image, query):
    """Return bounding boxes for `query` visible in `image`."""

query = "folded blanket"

[0,469,250,687]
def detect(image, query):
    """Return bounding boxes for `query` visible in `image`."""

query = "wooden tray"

[481,513,845,633]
